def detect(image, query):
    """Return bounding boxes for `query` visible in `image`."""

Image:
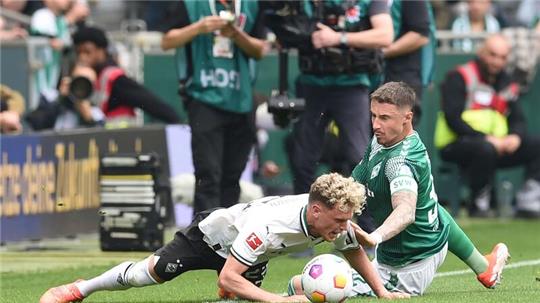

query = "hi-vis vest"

[435,60,520,149]
[95,66,137,127]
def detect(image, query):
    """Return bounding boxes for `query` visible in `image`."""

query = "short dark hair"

[370,82,416,110]
[72,26,108,49]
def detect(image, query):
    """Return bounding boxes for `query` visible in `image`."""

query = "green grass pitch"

[1,218,539,303]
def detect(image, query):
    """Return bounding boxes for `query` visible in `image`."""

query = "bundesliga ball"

[301,254,353,303]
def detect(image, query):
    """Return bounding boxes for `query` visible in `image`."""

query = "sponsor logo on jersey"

[392,177,413,190]
[200,68,240,89]
[345,5,360,23]
[371,162,382,179]
[245,232,263,251]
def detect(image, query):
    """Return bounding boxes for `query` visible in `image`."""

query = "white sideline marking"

[436,259,540,278]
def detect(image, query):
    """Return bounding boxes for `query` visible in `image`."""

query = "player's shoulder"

[245,194,307,220]
[388,132,425,158]
[248,195,308,234]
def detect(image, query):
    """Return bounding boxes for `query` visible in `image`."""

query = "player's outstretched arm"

[350,191,417,248]
[375,190,417,241]
[218,255,309,302]
[343,248,410,299]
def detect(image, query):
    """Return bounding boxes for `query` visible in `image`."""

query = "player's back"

[198,195,310,259]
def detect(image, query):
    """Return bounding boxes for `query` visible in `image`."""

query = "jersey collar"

[300,205,310,238]
[380,131,418,150]
[300,205,318,240]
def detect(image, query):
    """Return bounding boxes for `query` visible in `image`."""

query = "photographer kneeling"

[26,64,105,131]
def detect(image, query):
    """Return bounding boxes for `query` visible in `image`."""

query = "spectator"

[64,0,89,29]
[435,34,540,218]
[72,26,180,128]
[0,0,29,41]
[516,0,540,29]
[0,15,27,41]
[384,0,436,125]
[451,0,500,52]
[429,0,452,30]
[160,1,267,215]
[30,0,73,94]
[0,84,24,134]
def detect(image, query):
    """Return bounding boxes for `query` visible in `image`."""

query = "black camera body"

[267,90,305,128]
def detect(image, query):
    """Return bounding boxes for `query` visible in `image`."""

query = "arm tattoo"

[376,191,417,242]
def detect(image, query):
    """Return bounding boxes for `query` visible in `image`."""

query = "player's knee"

[287,275,303,296]
[125,257,160,287]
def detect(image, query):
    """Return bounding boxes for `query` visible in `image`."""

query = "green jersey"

[179,0,260,113]
[352,132,449,267]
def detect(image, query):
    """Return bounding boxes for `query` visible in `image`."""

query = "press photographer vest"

[96,66,136,121]
[435,60,520,149]
[176,0,259,113]
[298,0,381,87]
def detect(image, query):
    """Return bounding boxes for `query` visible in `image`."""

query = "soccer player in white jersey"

[288,82,509,297]
[40,173,409,302]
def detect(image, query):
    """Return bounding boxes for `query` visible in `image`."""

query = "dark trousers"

[185,99,256,214]
[155,209,267,285]
[440,135,540,203]
[289,84,372,194]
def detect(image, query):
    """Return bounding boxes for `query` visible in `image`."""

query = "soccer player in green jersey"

[288,82,509,297]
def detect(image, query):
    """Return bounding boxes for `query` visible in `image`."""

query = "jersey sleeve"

[230,226,269,266]
[385,156,418,195]
[333,221,360,251]
[368,0,390,16]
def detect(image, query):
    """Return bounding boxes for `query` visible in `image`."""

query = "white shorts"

[351,242,448,296]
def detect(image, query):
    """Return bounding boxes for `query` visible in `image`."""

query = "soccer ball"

[301,254,353,303]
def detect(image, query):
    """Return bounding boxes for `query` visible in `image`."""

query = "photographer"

[73,26,181,127]
[160,0,267,216]
[281,0,393,195]
[25,64,105,130]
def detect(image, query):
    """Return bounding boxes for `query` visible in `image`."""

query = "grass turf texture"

[1,218,539,303]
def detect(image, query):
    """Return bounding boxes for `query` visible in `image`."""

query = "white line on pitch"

[436,259,540,278]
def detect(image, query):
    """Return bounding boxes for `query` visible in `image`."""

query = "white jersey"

[198,194,361,266]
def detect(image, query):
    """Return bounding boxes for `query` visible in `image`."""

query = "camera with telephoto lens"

[69,76,93,100]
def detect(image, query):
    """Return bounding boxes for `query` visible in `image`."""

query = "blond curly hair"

[309,173,366,214]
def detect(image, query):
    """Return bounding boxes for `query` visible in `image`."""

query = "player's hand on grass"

[379,290,410,299]
[284,294,310,302]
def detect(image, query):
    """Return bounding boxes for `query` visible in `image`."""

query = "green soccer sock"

[439,206,488,274]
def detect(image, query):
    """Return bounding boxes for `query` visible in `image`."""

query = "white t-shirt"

[198,194,361,266]
[30,8,70,45]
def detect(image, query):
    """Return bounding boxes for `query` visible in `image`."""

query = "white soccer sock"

[76,256,159,297]
[76,261,134,297]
